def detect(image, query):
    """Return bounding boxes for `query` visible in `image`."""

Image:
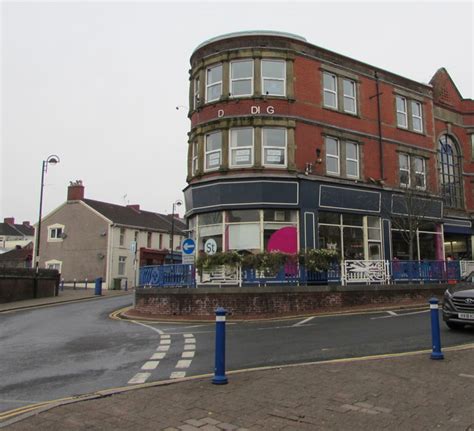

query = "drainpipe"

[375,71,384,181]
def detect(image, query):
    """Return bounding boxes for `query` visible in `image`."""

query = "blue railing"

[390,260,461,283]
[139,264,196,288]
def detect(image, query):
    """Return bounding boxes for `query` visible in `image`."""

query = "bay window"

[205,131,222,171]
[262,128,287,167]
[230,60,253,97]
[230,128,253,167]
[261,60,286,96]
[206,64,222,102]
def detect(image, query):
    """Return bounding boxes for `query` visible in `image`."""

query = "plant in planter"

[299,249,339,272]
[195,251,242,275]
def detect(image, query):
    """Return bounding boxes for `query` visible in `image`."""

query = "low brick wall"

[132,283,458,318]
[0,268,60,303]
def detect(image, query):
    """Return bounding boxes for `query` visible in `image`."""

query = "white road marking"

[459,373,474,379]
[151,352,166,360]
[130,320,164,335]
[182,351,195,358]
[176,360,192,369]
[371,310,430,320]
[184,344,196,350]
[293,316,316,327]
[141,361,160,370]
[170,371,186,379]
[159,339,171,345]
[387,311,398,316]
[185,338,196,344]
[160,334,170,339]
[128,373,151,384]
[157,345,170,352]
[183,333,194,338]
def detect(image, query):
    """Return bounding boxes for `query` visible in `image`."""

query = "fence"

[138,260,471,288]
[139,264,196,288]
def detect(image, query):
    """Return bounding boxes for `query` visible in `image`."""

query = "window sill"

[323,106,360,119]
[396,126,425,136]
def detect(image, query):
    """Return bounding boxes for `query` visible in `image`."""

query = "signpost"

[204,238,217,255]
[182,238,196,264]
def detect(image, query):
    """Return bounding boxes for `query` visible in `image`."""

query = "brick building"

[184,31,474,261]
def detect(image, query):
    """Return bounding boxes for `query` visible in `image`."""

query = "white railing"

[460,260,474,278]
[199,265,242,286]
[341,260,390,286]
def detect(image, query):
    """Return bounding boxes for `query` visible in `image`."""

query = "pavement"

[2,291,474,430]
[0,287,131,313]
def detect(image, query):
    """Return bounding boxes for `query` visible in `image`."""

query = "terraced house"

[184,31,474,262]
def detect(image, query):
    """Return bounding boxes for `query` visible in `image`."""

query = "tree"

[389,188,441,260]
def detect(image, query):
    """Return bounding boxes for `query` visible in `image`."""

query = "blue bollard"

[85,278,88,290]
[429,297,444,360]
[73,278,76,290]
[60,279,64,291]
[125,279,128,291]
[212,307,228,385]
[94,277,103,296]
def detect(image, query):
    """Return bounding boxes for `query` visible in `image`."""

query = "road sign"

[204,238,217,255]
[182,238,196,255]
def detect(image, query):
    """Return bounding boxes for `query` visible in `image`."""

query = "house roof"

[0,222,35,237]
[0,243,33,263]
[82,199,186,234]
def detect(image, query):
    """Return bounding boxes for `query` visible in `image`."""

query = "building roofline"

[192,30,306,54]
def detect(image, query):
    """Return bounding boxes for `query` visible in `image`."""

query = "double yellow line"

[0,396,74,422]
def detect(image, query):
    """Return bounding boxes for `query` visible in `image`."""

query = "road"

[0,295,473,414]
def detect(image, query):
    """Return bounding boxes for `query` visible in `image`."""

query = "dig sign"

[204,238,217,255]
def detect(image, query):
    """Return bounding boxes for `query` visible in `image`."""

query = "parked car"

[442,286,474,329]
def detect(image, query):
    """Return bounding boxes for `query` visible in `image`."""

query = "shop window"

[227,224,260,250]
[319,225,341,257]
[262,128,287,167]
[230,128,253,167]
[438,134,463,208]
[205,131,222,171]
[230,60,253,97]
[227,210,259,223]
[199,212,223,225]
[261,60,286,96]
[206,64,222,102]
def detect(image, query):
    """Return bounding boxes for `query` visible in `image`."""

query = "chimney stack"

[4,217,14,224]
[67,180,85,201]
[22,221,31,227]
[126,204,140,212]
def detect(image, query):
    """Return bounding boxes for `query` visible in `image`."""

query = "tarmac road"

[1,295,473,415]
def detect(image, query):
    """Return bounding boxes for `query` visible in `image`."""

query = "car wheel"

[446,321,465,330]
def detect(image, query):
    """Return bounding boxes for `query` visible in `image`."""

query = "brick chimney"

[22,221,31,227]
[67,180,85,201]
[4,217,14,224]
[126,204,140,212]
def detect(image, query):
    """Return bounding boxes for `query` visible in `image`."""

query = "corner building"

[184,31,474,261]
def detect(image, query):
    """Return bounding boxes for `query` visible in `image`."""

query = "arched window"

[438,134,463,208]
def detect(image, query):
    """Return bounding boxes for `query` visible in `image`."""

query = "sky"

[1,0,473,223]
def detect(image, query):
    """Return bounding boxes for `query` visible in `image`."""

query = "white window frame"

[119,227,125,246]
[205,131,222,172]
[193,77,200,109]
[343,78,357,114]
[262,128,287,168]
[261,59,286,96]
[205,64,222,103]
[229,128,254,168]
[47,224,65,242]
[399,153,411,187]
[345,141,359,179]
[45,259,62,272]
[325,137,340,176]
[411,101,423,133]
[414,156,426,190]
[118,256,126,276]
[396,96,408,129]
[230,59,254,97]
[323,72,338,109]
[192,141,198,175]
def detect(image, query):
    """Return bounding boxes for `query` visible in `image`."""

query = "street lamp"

[35,155,60,273]
[170,199,183,264]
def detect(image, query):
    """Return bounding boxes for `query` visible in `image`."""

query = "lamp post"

[170,200,183,264]
[35,155,60,274]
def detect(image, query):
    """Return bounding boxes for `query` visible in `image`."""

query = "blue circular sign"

[182,238,196,255]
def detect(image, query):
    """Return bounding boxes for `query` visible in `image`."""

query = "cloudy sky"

[1,0,473,223]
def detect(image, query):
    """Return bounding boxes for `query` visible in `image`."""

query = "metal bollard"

[60,278,64,291]
[73,278,76,290]
[212,307,228,385]
[429,297,444,360]
[94,277,103,296]
[125,279,128,291]
[85,278,88,290]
